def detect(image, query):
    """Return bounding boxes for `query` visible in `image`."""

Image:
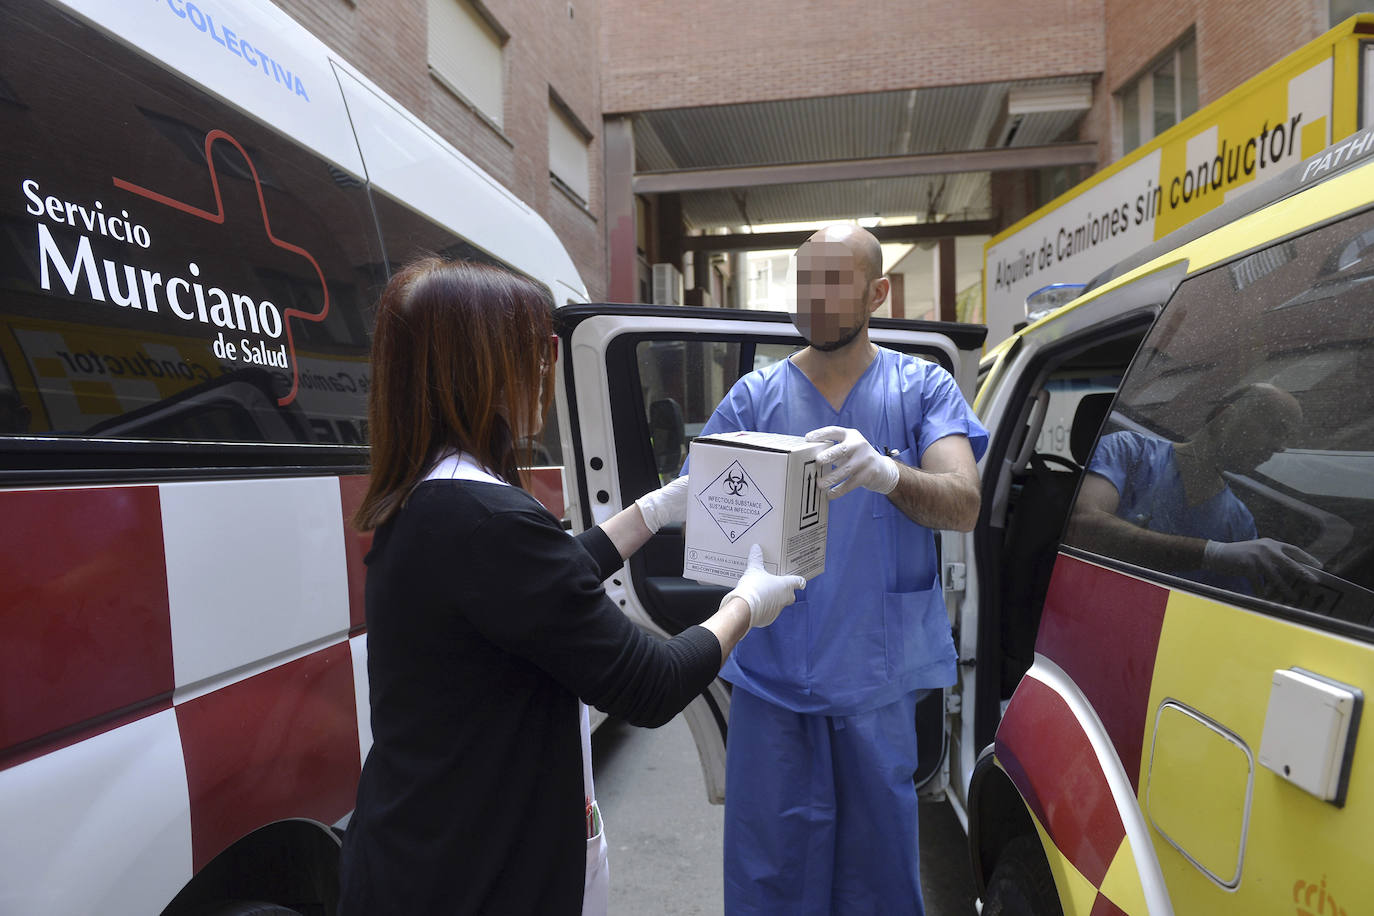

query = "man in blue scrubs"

[1070,382,1320,598]
[697,224,987,914]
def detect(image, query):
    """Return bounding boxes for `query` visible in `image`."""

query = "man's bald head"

[1203,382,1304,473]
[792,224,888,351]
[802,224,884,287]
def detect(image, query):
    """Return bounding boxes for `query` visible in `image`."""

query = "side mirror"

[648,397,685,479]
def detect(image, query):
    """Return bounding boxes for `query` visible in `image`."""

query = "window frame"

[548,89,592,205]
[606,330,958,511]
[426,0,508,131]
[1117,32,1199,155]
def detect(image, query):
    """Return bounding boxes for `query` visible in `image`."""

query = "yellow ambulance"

[966,126,1374,915]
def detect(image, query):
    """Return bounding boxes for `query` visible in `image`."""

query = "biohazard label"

[697,459,773,544]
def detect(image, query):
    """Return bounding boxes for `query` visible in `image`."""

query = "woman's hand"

[634,475,690,534]
[604,475,690,561]
[722,544,807,628]
[702,544,806,662]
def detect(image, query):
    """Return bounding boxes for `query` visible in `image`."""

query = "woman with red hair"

[339,258,803,915]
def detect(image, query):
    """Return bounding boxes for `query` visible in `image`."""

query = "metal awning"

[629,76,1097,230]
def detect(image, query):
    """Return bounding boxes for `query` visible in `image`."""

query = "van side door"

[955,263,1183,815]
[557,303,984,802]
[1039,211,1374,912]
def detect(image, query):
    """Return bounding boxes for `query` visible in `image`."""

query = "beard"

[810,318,866,352]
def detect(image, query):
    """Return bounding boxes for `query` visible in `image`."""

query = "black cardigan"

[338,480,721,915]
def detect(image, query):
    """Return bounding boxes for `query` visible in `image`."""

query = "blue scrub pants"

[722,687,924,915]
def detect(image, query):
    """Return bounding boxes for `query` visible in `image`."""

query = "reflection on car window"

[1065,209,1374,632]
[0,2,383,448]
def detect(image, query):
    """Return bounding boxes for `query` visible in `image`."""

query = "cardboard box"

[684,431,828,587]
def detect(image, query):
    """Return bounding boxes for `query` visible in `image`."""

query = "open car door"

[556,304,985,802]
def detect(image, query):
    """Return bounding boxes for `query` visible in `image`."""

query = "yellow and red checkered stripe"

[998,675,1152,915]
[995,555,1174,915]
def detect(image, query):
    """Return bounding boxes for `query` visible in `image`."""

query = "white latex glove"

[806,425,900,498]
[634,475,690,534]
[1202,537,1322,595]
[721,544,807,628]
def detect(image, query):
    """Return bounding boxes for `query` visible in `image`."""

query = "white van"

[0,1,988,913]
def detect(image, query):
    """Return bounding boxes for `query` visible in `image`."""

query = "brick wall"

[1100,0,1328,162]
[601,0,1106,114]
[274,0,606,299]
[1192,2,1328,104]
[271,0,1338,300]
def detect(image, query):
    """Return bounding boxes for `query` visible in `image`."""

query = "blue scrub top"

[1087,431,1257,592]
[692,348,988,716]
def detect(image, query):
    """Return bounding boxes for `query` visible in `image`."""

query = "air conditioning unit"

[651,262,684,306]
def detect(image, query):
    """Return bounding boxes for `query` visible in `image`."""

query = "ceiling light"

[1008,82,1093,116]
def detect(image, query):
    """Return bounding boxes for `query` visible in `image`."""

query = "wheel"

[187,903,304,916]
[982,836,1064,916]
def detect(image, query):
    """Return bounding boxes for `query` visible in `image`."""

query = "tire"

[982,836,1064,916]
[189,903,304,916]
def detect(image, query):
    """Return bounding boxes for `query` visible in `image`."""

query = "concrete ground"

[592,714,978,915]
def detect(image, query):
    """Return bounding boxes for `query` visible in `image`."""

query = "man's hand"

[806,426,900,498]
[634,475,690,534]
[1203,537,1322,598]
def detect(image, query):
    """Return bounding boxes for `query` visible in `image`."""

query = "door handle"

[1257,668,1363,807]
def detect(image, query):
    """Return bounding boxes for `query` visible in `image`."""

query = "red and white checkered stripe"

[0,475,376,915]
[0,467,566,915]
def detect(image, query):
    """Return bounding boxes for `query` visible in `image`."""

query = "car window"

[632,336,952,486]
[636,339,742,483]
[1032,376,1122,461]
[1063,208,1374,636]
[0,1,384,454]
[754,341,801,372]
